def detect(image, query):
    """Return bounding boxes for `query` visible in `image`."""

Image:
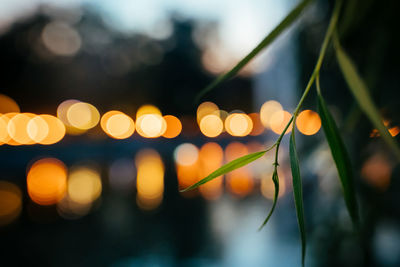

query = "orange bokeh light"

[162,115,182,138]
[198,142,224,200]
[0,113,21,146]
[27,158,68,205]
[28,115,49,143]
[225,142,254,197]
[248,113,264,136]
[296,110,321,135]
[0,181,22,226]
[37,115,66,145]
[270,110,293,135]
[7,113,36,145]
[261,171,286,199]
[0,94,20,113]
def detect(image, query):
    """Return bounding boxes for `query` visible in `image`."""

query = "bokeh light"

[361,153,392,191]
[296,110,321,135]
[7,113,36,145]
[0,181,22,226]
[199,114,223,138]
[0,113,21,145]
[225,113,253,137]
[174,143,200,191]
[41,21,81,56]
[37,115,66,145]
[248,113,264,136]
[225,142,254,197]
[67,166,102,205]
[57,99,86,135]
[27,115,49,143]
[270,110,292,135]
[260,100,283,128]
[101,111,135,139]
[261,171,286,199]
[136,114,167,138]
[135,149,164,210]
[198,142,224,200]
[27,158,67,205]
[136,104,162,119]
[174,143,199,166]
[0,94,20,113]
[196,101,219,123]
[67,102,100,130]
[162,115,182,138]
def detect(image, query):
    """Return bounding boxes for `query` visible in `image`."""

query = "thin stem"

[272,0,343,165]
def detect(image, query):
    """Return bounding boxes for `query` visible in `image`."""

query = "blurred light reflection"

[27,158,67,206]
[0,181,22,226]
[135,149,164,210]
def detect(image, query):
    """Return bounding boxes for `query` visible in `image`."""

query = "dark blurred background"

[0,0,400,266]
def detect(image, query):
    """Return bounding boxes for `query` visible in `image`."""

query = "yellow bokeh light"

[198,142,224,200]
[67,102,100,130]
[0,181,22,226]
[68,166,102,205]
[135,149,164,210]
[270,110,293,135]
[260,100,283,128]
[27,158,67,205]
[37,115,66,145]
[101,111,135,139]
[225,113,253,137]
[136,114,166,138]
[7,113,36,145]
[0,94,20,113]
[174,143,199,166]
[27,115,49,143]
[197,101,219,123]
[199,114,223,138]
[57,99,87,135]
[225,142,254,197]
[296,110,321,135]
[162,115,182,138]
[136,104,162,120]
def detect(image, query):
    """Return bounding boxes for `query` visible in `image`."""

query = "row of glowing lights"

[197,100,321,137]
[0,141,285,226]
[0,94,323,146]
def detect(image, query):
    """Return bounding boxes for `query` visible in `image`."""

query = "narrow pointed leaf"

[317,91,359,226]
[180,150,267,192]
[290,131,306,267]
[258,169,279,231]
[196,0,314,102]
[334,37,400,161]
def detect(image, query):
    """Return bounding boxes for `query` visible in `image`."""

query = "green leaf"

[290,131,306,267]
[258,168,279,231]
[180,150,267,192]
[334,36,400,161]
[317,85,359,226]
[195,0,314,102]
